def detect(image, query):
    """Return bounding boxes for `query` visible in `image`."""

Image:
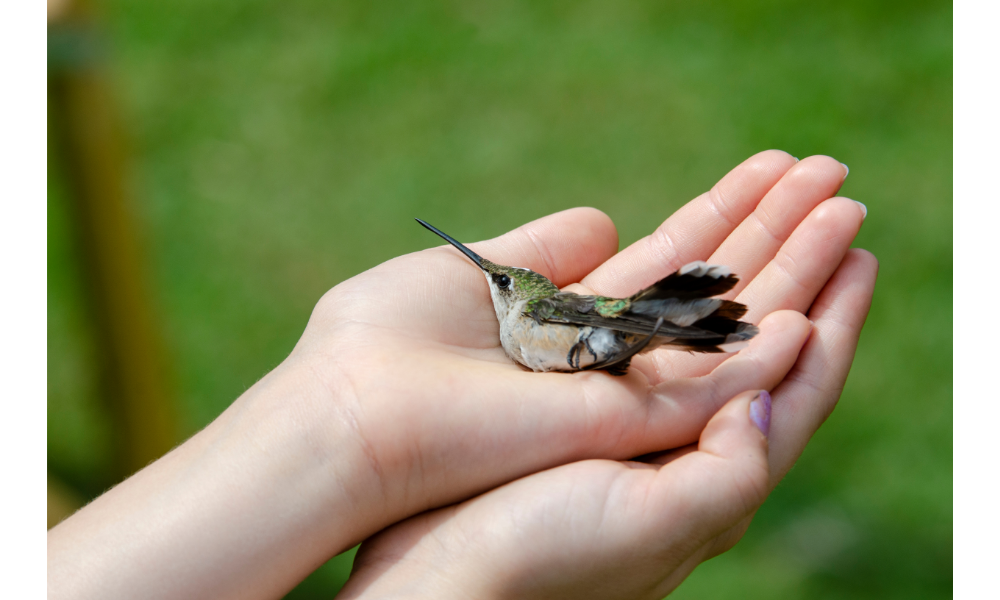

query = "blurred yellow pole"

[48,0,177,485]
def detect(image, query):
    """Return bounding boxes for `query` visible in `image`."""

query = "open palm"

[283,150,874,541]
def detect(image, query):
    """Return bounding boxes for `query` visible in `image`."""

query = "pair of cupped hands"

[48,151,877,600]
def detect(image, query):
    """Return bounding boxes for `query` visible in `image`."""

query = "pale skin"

[47,151,877,600]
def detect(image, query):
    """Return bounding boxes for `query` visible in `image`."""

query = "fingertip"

[851,246,883,280]
[709,150,801,217]
[793,154,847,176]
[805,247,879,325]
[811,196,866,228]
[828,197,866,229]
[845,247,880,275]
[767,149,800,163]
[739,149,800,180]
[750,148,799,165]
[755,309,813,343]
[841,249,880,297]
[482,208,620,286]
[568,206,620,259]
[696,389,772,501]
[701,390,771,451]
[567,206,618,243]
[749,390,772,438]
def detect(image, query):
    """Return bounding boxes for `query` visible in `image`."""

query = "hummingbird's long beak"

[415,218,486,270]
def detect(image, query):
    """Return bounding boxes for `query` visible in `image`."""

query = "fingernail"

[792,156,800,162]
[841,162,850,179]
[854,201,867,220]
[749,391,771,437]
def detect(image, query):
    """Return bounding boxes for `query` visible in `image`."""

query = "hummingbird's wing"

[525,293,721,337]
[524,261,758,353]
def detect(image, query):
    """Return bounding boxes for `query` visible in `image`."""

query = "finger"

[738,197,866,320]
[458,206,619,287]
[652,196,865,379]
[707,155,849,297]
[641,390,772,564]
[352,208,618,340]
[581,150,798,297]
[632,310,810,450]
[641,392,772,597]
[766,248,878,485]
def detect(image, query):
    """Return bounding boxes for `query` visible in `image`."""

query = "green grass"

[48,0,951,597]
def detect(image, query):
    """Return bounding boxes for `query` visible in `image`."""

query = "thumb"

[650,390,772,545]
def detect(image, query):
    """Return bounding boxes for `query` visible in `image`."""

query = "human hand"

[278,151,864,531]
[48,151,872,600]
[336,239,877,599]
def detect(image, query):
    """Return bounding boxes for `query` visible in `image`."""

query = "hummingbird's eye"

[495,274,511,289]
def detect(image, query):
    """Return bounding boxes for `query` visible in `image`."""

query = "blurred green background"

[47,0,951,598]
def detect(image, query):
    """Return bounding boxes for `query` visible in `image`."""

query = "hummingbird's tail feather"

[706,299,748,321]
[631,261,739,302]
[626,261,756,354]
[628,297,747,327]
[653,320,759,354]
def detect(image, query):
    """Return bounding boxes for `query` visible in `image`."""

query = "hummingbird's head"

[416,219,559,320]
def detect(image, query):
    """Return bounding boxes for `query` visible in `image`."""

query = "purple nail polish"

[750,391,771,437]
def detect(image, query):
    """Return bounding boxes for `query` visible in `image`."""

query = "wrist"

[47,353,387,600]
[338,542,492,600]
[228,353,391,544]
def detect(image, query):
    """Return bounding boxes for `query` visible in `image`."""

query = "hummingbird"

[417,219,759,375]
